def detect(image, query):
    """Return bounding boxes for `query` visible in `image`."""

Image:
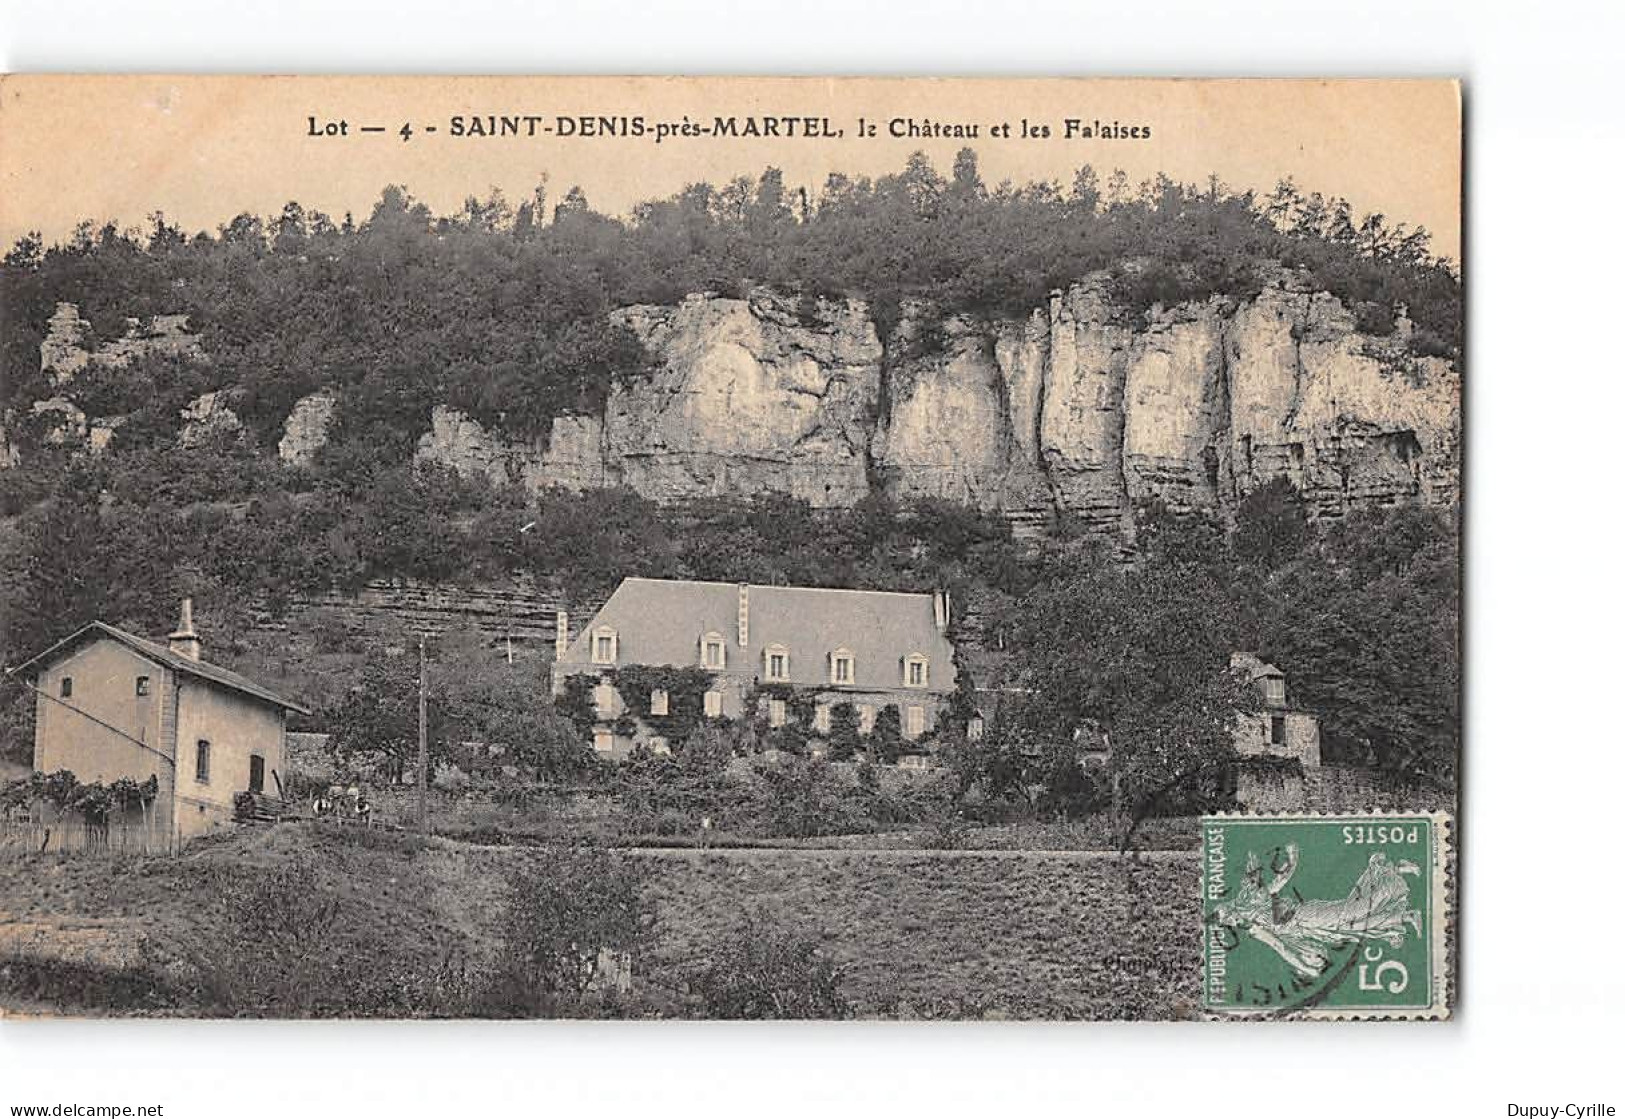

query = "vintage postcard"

[0,76,1460,1020]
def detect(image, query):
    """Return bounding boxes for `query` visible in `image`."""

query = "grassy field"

[0,824,1201,1019]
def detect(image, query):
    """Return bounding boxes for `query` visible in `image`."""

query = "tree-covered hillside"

[0,151,1460,787]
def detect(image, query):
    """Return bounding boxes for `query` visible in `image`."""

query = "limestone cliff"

[408,277,1458,534]
[14,287,1458,540]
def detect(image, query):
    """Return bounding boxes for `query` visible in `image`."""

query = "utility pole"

[417,632,428,832]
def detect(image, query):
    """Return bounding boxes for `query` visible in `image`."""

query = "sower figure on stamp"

[1214,844,1423,978]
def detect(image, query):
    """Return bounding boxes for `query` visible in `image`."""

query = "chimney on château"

[168,597,202,661]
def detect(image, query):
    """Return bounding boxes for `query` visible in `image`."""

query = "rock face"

[414,277,1459,536]
[603,292,881,507]
[873,314,1049,508]
[277,390,337,468]
[41,302,203,387]
[178,391,243,449]
[417,290,884,507]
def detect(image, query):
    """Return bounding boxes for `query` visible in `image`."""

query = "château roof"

[9,621,311,715]
[562,577,957,694]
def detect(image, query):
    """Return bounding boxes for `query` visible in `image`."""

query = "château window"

[592,729,614,754]
[594,681,615,717]
[858,704,876,733]
[701,632,726,670]
[135,675,150,697]
[650,688,669,716]
[1270,715,1287,746]
[704,690,724,718]
[59,676,73,699]
[768,698,787,728]
[813,704,831,733]
[765,644,790,682]
[967,716,985,741]
[195,739,211,783]
[830,648,855,686]
[904,654,929,689]
[592,627,619,666]
[906,706,926,738]
[1263,677,1286,706]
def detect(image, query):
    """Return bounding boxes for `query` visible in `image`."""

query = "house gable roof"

[1230,651,1285,681]
[563,577,957,693]
[9,621,311,715]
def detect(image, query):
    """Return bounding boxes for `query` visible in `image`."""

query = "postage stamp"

[1201,812,1451,1018]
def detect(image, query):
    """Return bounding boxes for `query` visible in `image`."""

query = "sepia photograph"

[0,76,1462,1023]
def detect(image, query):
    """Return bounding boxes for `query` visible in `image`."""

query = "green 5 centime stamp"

[1201,812,1450,1018]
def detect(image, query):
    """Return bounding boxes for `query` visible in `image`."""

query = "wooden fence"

[0,812,173,857]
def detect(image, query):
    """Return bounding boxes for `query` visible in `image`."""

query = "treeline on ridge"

[1,149,1460,464]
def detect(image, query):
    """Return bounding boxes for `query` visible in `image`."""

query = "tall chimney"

[933,590,949,632]
[737,584,749,647]
[555,610,569,662]
[168,597,201,661]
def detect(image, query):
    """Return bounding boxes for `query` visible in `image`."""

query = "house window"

[704,690,723,718]
[904,654,929,688]
[813,704,831,733]
[650,688,669,716]
[195,740,211,783]
[765,644,790,682]
[592,729,614,754]
[1263,677,1286,705]
[906,706,926,738]
[768,698,787,728]
[592,628,618,665]
[248,754,266,795]
[648,736,670,756]
[1270,715,1287,746]
[858,704,876,733]
[59,676,72,698]
[702,632,726,669]
[830,649,855,685]
[135,675,151,697]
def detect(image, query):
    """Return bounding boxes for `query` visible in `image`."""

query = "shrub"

[687,911,849,1020]
[478,847,656,1017]
[181,856,343,1016]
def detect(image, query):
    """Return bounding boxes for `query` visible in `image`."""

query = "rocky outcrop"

[1224,280,1460,516]
[41,301,203,387]
[413,277,1458,536]
[178,391,243,449]
[603,292,881,507]
[873,314,1050,508]
[1037,284,1135,535]
[29,397,88,447]
[277,390,337,468]
[415,407,610,491]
